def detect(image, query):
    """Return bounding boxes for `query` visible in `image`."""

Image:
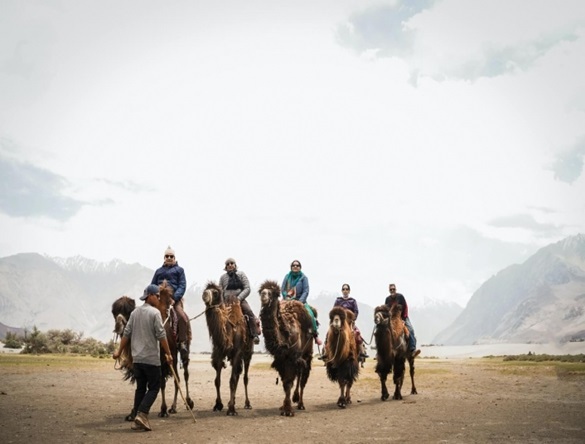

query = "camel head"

[329,306,354,331]
[158,279,174,309]
[202,281,223,307]
[374,305,390,326]
[259,280,280,307]
[111,295,135,335]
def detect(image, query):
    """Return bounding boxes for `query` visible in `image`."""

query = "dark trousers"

[133,363,162,414]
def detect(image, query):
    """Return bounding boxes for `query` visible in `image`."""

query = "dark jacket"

[384,293,409,320]
[152,263,186,302]
[333,297,359,319]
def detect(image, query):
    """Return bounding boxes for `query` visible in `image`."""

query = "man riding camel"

[151,246,191,352]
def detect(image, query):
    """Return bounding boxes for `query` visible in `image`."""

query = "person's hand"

[112,350,120,360]
[165,353,173,364]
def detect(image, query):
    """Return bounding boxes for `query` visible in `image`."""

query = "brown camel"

[258,280,317,416]
[111,280,194,420]
[323,306,360,408]
[373,304,417,401]
[202,281,253,416]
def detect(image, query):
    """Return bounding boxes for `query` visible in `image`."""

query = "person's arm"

[113,336,129,360]
[174,268,186,300]
[159,337,173,363]
[353,299,359,320]
[151,269,160,285]
[298,276,309,303]
[238,272,251,301]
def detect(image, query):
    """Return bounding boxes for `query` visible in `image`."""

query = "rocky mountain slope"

[433,233,585,345]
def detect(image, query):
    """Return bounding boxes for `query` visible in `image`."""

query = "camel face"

[330,313,344,330]
[374,311,386,325]
[202,288,219,307]
[260,288,275,306]
[114,314,127,335]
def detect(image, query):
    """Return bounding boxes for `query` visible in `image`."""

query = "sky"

[1,0,585,309]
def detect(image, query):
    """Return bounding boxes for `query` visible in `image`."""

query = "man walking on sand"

[113,284,173,432]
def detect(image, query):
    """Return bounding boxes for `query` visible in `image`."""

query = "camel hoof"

[411,389,418,395]
[392,394,403,400]
[158,410,169,418]
[187,399,195,409]
[213,402,224,412]
[281,411,294,417]
[169,407,177,414]
[125,413,135,422]
[226,410,237,416]
[297,404,305,410]
[381,394,389,401]
[244,403,252,410]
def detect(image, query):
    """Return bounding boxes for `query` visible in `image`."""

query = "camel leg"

[243,355,252,409]
[227,358,243,416]
[377,369,390,401]
[212,361,224,412]
[169,360,179,414]
[159,373,169,417]
[345,380,353,405]
[392,358,405,400]
[337,382,347,408]
[408,357,417,395]
[280,377,294,417]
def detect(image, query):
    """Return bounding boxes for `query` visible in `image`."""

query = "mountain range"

[0,252,459,351]
[433,233,585,345]
[2,233,583,350]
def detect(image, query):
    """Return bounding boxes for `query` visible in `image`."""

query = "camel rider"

[151,246,190,351]
[385,283,420,358]
[219,258,261,345]
[320,283,367,361]
[333,284,368,358]
[281,260,322,346]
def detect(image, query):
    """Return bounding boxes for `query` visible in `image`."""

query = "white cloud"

[1,0,584,310]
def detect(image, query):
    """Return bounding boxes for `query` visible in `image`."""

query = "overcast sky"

[1,0,584,309]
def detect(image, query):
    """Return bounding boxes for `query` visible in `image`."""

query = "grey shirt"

[123,303,166,366]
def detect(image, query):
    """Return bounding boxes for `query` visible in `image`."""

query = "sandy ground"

[1,352,584,444]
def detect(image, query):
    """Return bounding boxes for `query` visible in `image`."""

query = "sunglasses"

[291,264,301,268]
[165,255,174,259]
[390,288,396,291]
[226,262,235,266]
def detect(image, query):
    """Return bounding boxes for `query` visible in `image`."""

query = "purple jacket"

[333,297,359,319]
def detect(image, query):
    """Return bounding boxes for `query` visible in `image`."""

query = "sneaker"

[253,336,260,345]
[317,354,326,361]
[134,412,151,432]
[411,349,421,358]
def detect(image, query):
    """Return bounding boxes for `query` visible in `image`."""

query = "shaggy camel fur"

[259,280,317,416]
[202,281,253,416]
[323,306,360,408]
[373,304,417,401]
[111,280,194,420]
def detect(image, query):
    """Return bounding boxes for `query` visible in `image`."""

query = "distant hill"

[433,233,585,345]
[0,253,461,352]
[0,321,26,341]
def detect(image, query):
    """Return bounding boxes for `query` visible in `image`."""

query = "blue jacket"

[152,263,186,302]
[281,274,310,304]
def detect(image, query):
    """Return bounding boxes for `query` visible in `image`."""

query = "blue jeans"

[405,317,417,351]
[133,363,162,414]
